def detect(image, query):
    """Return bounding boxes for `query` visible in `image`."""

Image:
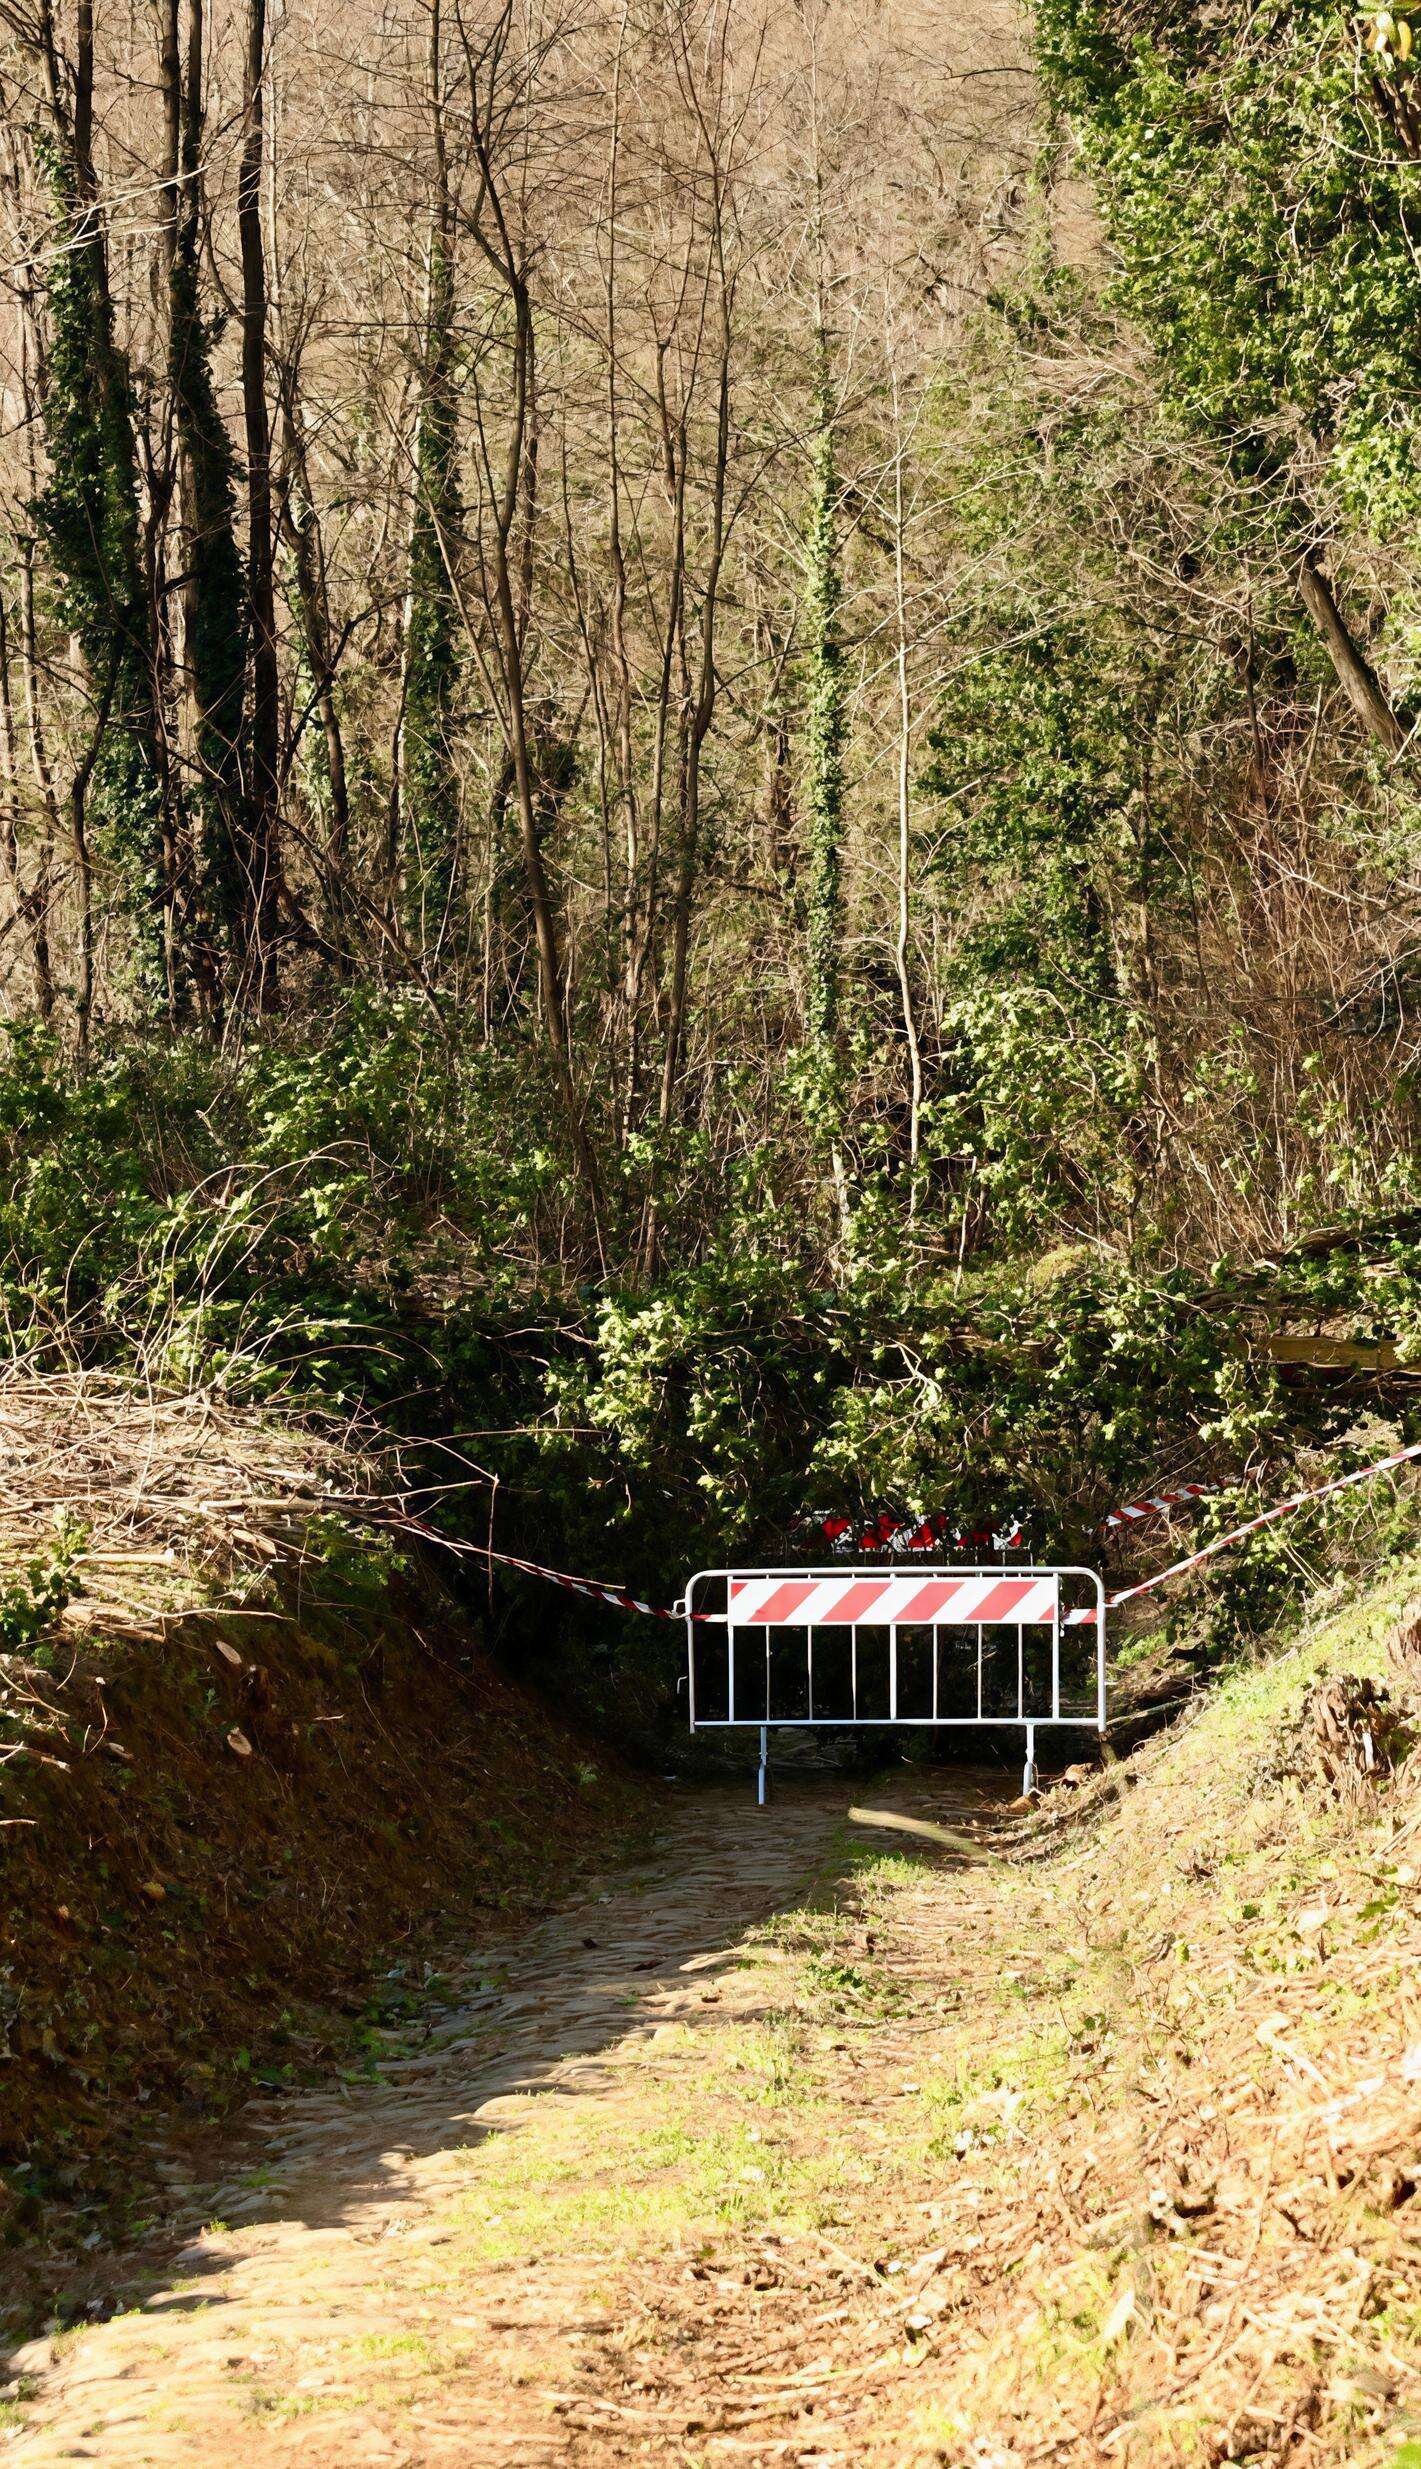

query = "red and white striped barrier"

[728,1571,1060,1627]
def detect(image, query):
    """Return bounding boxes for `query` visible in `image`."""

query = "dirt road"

[4,1769,997,2466]
[8,1613,1421,2469]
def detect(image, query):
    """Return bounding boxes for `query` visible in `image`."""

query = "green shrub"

[0,1522,85,1657]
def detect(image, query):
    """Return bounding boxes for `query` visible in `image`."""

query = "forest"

[3,0,1421,1592]
[1,0,1420,2459]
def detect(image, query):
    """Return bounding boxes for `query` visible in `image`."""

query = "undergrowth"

[0,1011,1419,1730]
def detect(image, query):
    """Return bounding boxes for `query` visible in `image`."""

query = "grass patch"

[439,2085,850,2271]
[350,2330,436,2364]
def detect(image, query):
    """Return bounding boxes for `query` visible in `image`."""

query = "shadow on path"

[6,1766,1003,2467]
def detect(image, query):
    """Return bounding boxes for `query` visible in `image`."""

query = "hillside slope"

[0,1375,641,2342]
[604,1566,1421,2465]
[530,1564,1421,2465]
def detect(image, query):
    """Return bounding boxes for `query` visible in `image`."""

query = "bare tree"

[238,0,282,1001]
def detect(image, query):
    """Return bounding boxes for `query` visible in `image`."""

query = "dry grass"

[0,1366,414,1640]
[0,1362,638,2273]
[0,1364,438,1795]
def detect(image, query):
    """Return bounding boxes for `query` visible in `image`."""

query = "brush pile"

[0,1366,408,1647]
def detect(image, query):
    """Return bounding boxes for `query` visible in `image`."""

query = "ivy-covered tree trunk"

[34,138,169,1014]
[396,0,461,954]
[802,340,850,1231]
[160,0,247,1002]
[238,0,282,1007]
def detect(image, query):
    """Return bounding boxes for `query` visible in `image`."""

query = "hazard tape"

[488,1548,690,1621]
[396,1436,1421,1635]
[816,1483,1206,1552]
[816,1510,1024,1556]
[1102,1481,1211,1532]
[1064,1439,1421,1624]
[390,1514,712,1621]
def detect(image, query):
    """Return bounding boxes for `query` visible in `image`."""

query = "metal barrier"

[682,1564,1106,1803]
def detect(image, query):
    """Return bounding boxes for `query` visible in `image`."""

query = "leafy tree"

[1036,0,1421,742]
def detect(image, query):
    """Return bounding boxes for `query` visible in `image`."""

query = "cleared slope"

[540,1564,1421,2466]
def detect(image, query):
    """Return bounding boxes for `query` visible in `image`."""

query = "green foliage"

[541,1250,846,1555]
[0,991,1412,1707]
[297,1515,409,1612]
[0,1521,85,1656]
[907,286,1203,1246]
[817,1253,1282,1541]
[540,1238,1285,1599]
[899,250,1417,1257]
[1036,0,1421,540]
[0,1004,561,1400]
[922,619,1151,1241]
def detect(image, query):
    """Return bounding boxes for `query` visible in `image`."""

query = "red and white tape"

[1102,1481,1211,1532]
[400,1437,1421,1633]
[1065,1438,1421,1624]
[817,1482,1208,1553]
[394,1516,704,1621]
[817,1511,1023,1555]
[487,1546,700,1622]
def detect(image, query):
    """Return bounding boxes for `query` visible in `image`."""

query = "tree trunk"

[395,0,462,955]
[277,388,352,961]
[656,347,730,1132]
[803,334,851,1239]
[462,23,605,1255]
[0,593,54,1020]
[31,0,169,1013]
[239,0,282,1005]
[888,355,923,1190]
[1296,549,1407,757]
[161,0,247,998]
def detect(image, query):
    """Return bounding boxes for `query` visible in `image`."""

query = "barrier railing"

[683,1563,1106,1802]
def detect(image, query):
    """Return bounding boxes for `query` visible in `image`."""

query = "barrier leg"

[758,1725,769,1806]
[1022,1722,1038,1798]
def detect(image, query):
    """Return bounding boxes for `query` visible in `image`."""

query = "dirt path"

[4,1768,994,2466]
[8,1607,1421,2469]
